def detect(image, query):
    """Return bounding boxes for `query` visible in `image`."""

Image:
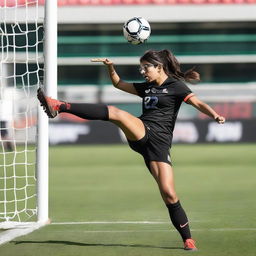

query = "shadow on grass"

[13,240,181,250]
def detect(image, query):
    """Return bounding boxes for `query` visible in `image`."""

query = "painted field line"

[51,220,204,225]
[51,228,256,233]
[51,222,256,232]
[53,230,175,233]
[52,221,170,225]
[209,228,256,231]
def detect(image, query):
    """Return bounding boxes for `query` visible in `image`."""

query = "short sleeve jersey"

[133,77,194,142]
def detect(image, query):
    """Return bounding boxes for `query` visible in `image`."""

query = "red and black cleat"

[184,239,198,251]
[37,88,60,118]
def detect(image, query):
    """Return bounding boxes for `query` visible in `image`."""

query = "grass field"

[0,144,256,256]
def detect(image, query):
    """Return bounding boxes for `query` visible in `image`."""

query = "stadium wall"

[4,4,256,23]
[49,119,256,144]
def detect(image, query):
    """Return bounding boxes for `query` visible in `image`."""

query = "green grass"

[1,144,256,256]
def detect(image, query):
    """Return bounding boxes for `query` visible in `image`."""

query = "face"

[139,61,160,82]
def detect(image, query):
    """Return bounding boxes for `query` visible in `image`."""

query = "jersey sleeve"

[175,82,195,103]
[133,82,147,98]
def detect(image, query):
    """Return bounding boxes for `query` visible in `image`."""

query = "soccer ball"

[123,17,151,45]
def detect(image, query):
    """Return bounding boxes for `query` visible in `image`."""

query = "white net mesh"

[0,0,44,224]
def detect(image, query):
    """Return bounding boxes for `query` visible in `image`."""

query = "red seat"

[233,0,246,3]
[121,0,136,4]
[221,0,234,3]
[99,0,112,4]
[136,0,152,4]
[89,0,101,4]
[177,0,191,4]
[38,0,46,4]
[67,0,80,4]
[208,0,222,4]
[165,0,178,4]
[58,0,69,5]
[78,0,90,4]
[109,0,123,3]
[17,0,27,5]
[1,0,16,6]
[191,0,207,3]
[151,0,167,4]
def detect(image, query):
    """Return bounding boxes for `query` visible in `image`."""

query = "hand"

[90,58,113,66]
[215,116,225,124]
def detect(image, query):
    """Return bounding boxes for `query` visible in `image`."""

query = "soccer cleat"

[37,88,67,118]
[184,238,198,251]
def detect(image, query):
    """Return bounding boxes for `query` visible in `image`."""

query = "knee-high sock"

[166,200,191,241]
[59,103,109,121]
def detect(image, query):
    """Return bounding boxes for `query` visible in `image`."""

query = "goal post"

[0,0,57,230]
[37,0,58,225]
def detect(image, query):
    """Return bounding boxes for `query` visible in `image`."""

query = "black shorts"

[127,123,172,171]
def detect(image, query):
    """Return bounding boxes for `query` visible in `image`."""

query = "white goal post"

[0,0,57,233]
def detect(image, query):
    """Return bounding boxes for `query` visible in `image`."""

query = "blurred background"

[2,0,256,145]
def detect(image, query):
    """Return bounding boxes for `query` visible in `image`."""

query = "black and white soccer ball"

[123,17,151,45]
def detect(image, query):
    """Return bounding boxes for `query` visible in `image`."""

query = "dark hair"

[140,49,200,84]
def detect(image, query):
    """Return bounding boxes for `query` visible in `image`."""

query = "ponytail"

[161,49,200,84]
[184,67,200,84]
[140,49,200,84]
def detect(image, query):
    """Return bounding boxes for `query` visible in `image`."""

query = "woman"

[38,49,225,251]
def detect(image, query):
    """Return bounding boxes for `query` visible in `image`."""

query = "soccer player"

[38,49,225,251]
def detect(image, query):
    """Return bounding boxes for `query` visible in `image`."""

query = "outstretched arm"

[91,58,138,95]
[187,95,225,124]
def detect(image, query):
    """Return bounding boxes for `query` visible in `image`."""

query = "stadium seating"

[56,28,256,86]
[53,0,256,4]
[0,0,255,7]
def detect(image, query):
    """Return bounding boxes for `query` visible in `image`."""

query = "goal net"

[0,0,45,228]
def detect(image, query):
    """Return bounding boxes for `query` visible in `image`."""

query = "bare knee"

[160,187,178,204]
[108,105,124,121]
[150,162,178,204]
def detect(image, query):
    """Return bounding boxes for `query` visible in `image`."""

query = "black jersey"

[133,77,193,143]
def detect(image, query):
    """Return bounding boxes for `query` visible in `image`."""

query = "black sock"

[166,200,191,241]
[59,103,109,121]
